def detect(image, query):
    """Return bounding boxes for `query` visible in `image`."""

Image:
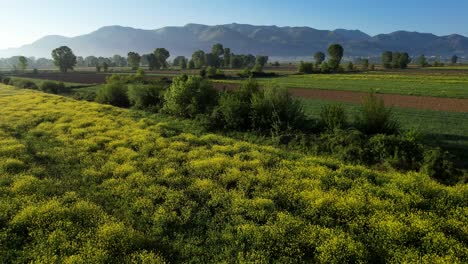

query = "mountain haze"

[1,23,467,58]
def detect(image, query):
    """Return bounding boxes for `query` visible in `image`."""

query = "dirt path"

[214,83,468,113]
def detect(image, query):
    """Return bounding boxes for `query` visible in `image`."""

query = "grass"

[217,71,468,98]
[301,98,468,166]
[6,76,86,87]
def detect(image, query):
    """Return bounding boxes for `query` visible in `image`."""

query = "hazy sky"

[1,0,467,49]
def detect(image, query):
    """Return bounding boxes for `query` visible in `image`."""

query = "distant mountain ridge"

[1,23,467,59]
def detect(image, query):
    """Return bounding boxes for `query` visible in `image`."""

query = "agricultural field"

[1,84,467,262]
[218,70,468,98]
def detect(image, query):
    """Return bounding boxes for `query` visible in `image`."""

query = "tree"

[314,52,326,66]
[76,56,85,67]
[180,58,187,69]
[230,55,242,68]
[451,55,458,64]
[154,48,170,69]
[398,52,411,69]
[85,56,98,67]
[417,55,428,67]
[327,44,344,71]
[223,48,231,68]
[188,59,195,69]
[391,52,402,69]
[112,55,126,67]
[255,56,269,68]
[382,51,393,69]
[212,43,224,57]
[173,56,187,67]
[51,46,77,73]
[192,50,206,68]
[102,62,109,72]
[298,61,313,74]
[205,53,220,67]
[127,52,141,70]
[346,62,354,71]
[18,56,28,71]
[361,59,369,71]
[147,54,159,70]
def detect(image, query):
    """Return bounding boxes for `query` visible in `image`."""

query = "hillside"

[1,23,468,58]
[0,84,467,262]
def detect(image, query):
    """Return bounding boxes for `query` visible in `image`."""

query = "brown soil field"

[214,83,468,113]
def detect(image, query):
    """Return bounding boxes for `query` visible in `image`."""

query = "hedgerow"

[0,84,467,263]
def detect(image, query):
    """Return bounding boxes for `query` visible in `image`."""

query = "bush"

[238,67,252,78]
[355,92,399,135]
[39,81,66,94]
[211,79,259,130]
[298,62,314,74]
[199,68,207,78]
[96,80,129,107]
[127,83,165,112]
[422,148,459,184]
[251,86,305,132]
[33,68,39,74]
[320,62,331,73]
[368,133,424,170]
[163,75,218,118]
[320,104,347,131]
[2,77,11,85]
[10,79,38,89]
[317,129,368,163]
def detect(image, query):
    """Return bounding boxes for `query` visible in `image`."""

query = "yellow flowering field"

[0,84,467,263]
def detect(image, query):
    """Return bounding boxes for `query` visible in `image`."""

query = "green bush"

[10,79,38,89]
[96,80,129,107]
[422,148,459,184]
[127,83,165,112]
[163,75,218,118]
[320,62,331,73]
[368,133,424,170]
[355,92,399,135]
[211,79,259,130]
[39,81,66,94]
[320,104,348,131]
[2,77,10,85]
[251,86,305,132]
[317,129,368,163]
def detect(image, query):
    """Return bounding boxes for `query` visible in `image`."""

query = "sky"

[1,0,467,49]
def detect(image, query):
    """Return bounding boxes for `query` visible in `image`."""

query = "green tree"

[314,52,326,66]
[102,62,109,72]
[192,50,206,68]
[417,55,429,67]
[223,48,231,68]
[212,43,224,57]
[18,56,28,71]
[127,52,141,70]
[451,55,458,64]
[51,46,77,73]
[173,56,187,67]
[361,59,369,71]
[188,59,195,69]
[398,52,411,69]
[382,51,393,69]
[154,48,170,69]
[147,54,159,70]
[255,55,269,67]
[298,61,314,74]
[327,44,344,71]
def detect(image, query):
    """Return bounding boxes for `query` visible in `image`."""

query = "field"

[218,71,468,98]
[1,84,467,262]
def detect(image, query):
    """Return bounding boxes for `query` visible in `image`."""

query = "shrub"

[33,68,39,74]
[10,79,38,89]
[2,77,11,85]
[238,67,252,78]
[346,62,354,71]
[251,85,305,132]
[39,81,66,94]
[320,104,347,131]
[298,62,314,74]
[163,75,218,118]
[252,63,263,73]
[320,62,331,73]
[211,79,259,130]
[422,148,459,184]
[127,83,165,112]
[96,80,129,107]
[368,133,424,170]
[199,68,207,78]
[355,92,399,135]
[317,129,368,163]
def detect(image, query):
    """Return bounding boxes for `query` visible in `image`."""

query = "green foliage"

[251,85,305,132]
[154,48,170,69]
[127,83,165,112]
[298,61,314,74]
[39,81,66,94]
[51,46,77,73]
[320,104,348,131]
[163,75,218,118]
[356,92,399,135]
[314,51,326,66]
[96,78,130,107]
[382,51,393,69]
[127,52,141,70]
[18,56,28,71]
[422,148,459,184]
[211,79,259,130]
[346,62,354,71]
[451,55,458,64]
[9,79,38,89]
[361,59,369,71]
[417,55,429,67]
[320,61,331,73]
[327,44,344,71]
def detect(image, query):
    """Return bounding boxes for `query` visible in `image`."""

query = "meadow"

[218,71,468,98]
[0,84,467,263]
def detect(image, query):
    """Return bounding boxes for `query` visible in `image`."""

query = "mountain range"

[1,23,467,59]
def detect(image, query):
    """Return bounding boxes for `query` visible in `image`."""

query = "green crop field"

[218,71,468,98]
[1,84,467,262]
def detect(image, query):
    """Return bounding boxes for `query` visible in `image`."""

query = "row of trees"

[298,44,344,73]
